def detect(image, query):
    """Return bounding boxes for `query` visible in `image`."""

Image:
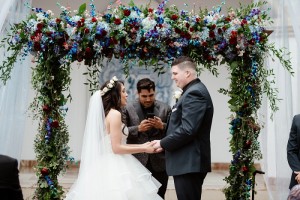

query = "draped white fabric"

[257,0,300,199]
[0,0,31,163]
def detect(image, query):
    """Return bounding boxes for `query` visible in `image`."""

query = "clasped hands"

[295,171,300,183]
[143,140,163,154]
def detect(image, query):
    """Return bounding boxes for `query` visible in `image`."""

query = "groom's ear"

[185,70,191,77]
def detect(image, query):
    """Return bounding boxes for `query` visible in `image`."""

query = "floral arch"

[0,0,292,199]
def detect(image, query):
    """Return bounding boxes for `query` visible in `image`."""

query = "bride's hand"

[142,142,156,154]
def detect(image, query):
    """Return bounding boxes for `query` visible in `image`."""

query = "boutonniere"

[173,89,183,102]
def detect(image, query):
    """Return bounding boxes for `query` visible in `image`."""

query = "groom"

[153,56,214,200]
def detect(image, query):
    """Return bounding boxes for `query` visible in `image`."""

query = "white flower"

[107,83,113,88]
[47,10,54,16]
[112,76,118,81]
[36,13,47,22]
[103,87,108,93]
[173,89,183,100]
[141,17,157,31]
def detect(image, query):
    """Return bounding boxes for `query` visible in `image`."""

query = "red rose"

[51,120,59,128]
[120,51,125,58]
[246,140,252,146]
[231,30,238,37]
[114,18,122,25]
[102,30,107,37]
[185,23,190,28]
[41,167,49,176]
[35,30,42,36]
[225,17,231,22]
[205,54,213,61]
[217,28,222,34]
[185,32,191,39]
[209,31,215,38]
[77,21,83,27]
[77,54,83,62]
[242,166,249,172]
[189,27,194,32]
[174,27,181,34]
[56,18,62,23]
[85,47,91,53]
[241,19,247,26]
[37,23,43,30]
[91,17,97,22]
[171,14,178,21]
[84,28,90,34]
[229,36,237,45]
[80,18,85,23]
[202,41,208,47]
[110,37,118,45]
[85,47,93,58]
[148,8,153,13]
[211,24,216,30]
[46,31,53,37]
[34,42,41,51]
[196,17,201,22]
[42,105,50,112]
[123,9,131,16]
[249,38,255,45]
[30,35,35,40]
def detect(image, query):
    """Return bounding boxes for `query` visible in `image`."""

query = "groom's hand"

[152,140,164,153]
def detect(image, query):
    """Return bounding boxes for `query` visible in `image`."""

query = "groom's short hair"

[137,78,155,93]
[172,56,196,71]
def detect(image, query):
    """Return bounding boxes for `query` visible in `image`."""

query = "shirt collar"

[182,78,200,93]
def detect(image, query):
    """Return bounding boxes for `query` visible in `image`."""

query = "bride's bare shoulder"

[107,109,121,118]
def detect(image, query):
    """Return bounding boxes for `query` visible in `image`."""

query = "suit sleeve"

[162,105,172,131]
[161,90,207,151]
[287,115,300,171]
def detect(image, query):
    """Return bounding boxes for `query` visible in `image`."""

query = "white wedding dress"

[65,91,162,200]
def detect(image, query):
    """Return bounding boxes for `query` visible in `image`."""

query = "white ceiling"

[32,0,252,17]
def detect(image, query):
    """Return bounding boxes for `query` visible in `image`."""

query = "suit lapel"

[133,101,145,120]
[153,102,160,117]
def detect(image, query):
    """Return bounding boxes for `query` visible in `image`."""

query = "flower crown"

[100,76,118,96]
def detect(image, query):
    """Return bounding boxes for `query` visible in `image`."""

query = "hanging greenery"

[0,0,292,199]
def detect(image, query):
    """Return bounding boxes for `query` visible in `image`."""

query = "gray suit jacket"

[123,100,171,172]
[160,79,214,176]
[287,114,300,189]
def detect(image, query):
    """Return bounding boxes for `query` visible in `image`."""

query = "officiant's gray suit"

[123,100,171,171]
[287,114,300,189]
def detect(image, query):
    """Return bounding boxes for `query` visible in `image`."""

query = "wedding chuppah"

[0,0,292,199]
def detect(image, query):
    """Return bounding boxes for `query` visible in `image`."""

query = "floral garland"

[0,0,293,199]
[100,76,118,96]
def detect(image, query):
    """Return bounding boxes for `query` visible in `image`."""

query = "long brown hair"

[100,80,124,117]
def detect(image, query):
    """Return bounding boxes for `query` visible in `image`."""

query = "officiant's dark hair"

[136,78,155,93]
[101,80,124,116]
[172,56,196,70]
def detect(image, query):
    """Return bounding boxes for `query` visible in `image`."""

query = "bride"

[65,76,163,200]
